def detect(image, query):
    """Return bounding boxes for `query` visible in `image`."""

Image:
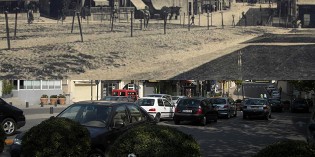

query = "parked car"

[307,109,315,148]
[10,101,156,157]
[144,94,172,104]
[207,97,237,119]
[101,96,134,102]
[173,97,218,126]
[235,99,243,111]
[243,98,271,120]
[0,98,26,136]
[268,98,283,112]
[291,98,310,113]
[171,96,188,107]
[271,90,281,98]
[136,97,174,122]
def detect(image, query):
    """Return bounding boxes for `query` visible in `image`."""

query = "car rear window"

[208,98,226,104]
[138,99,155,106]
[245,99,266,105]
[177,99,201,107]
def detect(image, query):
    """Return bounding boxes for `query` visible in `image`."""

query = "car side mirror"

[112,120,125,129]
[309,124,315,131]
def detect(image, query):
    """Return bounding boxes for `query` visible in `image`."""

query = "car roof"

[139,97,168,100]
[73,101,134,106]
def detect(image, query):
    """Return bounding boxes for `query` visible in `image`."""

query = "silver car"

[243,98,271,120]
[207,97,237,119]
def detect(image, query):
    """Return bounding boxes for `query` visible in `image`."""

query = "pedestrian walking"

[190,15,195,25]
[27,9,34,24]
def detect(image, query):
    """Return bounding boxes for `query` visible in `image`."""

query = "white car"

[136,97,174,122]
[144,94,173,104]
[171,96,188,106]
[266,84,276,91]
[271,90,280,98]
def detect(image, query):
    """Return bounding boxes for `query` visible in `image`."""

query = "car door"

[107,105,131,145]
[157,99,167,118]
[126,105,148,127]
[163,99,174,118]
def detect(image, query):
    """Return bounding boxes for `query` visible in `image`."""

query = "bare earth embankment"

[1,20,312,80]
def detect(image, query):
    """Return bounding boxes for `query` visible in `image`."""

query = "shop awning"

[151,0,173,10]
[297,0,315,5]
[130,0,147,10]
[94,0,109,6]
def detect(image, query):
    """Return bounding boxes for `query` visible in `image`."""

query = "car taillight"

[175,107,179,113]
[263,105,268,110]
[196,108,203,114]
[149,108,156,112]
[224,105,228,108]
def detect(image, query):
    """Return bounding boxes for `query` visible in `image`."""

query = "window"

[163,99,172,106]
[158,99,164,106]
[138,99,154,106]
[127,105,146,123]
[42,80,62,90]
[112,106,129,125]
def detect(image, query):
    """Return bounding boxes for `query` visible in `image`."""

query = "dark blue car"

[10,101,156,157]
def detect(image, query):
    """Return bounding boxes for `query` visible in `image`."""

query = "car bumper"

[243,110,269,117]
[217,110,229,117]
[16,121,26,129]
[174,113,204,122]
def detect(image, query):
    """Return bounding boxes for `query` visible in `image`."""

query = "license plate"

[182,110,192,113]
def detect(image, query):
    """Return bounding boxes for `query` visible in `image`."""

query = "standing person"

[143,6,150,29]
[27,3,34,24]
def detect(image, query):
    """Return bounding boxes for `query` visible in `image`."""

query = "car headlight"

[13,137,22,145]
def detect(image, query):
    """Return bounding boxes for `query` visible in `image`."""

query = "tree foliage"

[288,81,315,92]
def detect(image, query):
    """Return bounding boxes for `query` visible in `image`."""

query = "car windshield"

[208,98,226,104]
[58,104,111,127]
[177,99,201,107]
[269,99,281,104]
[102,96,119,101]
[138,99,155,106]
[245,99,266,105]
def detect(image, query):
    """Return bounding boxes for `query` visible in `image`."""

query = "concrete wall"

[12,89,63,105]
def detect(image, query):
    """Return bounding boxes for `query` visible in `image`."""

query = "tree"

[288,81,315,92]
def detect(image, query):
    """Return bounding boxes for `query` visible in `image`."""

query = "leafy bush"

[253,140,315,157]
[0,126,5,153]
[108,124,201,157]
[58,94,66,98]
[21,117,91,157]
[41,94,48,98]
[50,95,58,98]
[2,80,13,95]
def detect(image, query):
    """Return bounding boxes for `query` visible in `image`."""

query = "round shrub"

[253,140,315,157]
[108,124,201,157]
[21,117,91,157]
[0,126,5,153]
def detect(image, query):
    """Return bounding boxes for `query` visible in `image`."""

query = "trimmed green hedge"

[108,124,201,157]
[21,117,91,157]
[253,140,315,157]
[0,126,5,153]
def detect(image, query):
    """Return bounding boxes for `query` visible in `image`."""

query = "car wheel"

[226,111,231,119]
[174,119,180,125]
[89,149,105,157]
[234,110,237,117]
[155,113,161,123]
[201,116,207,126]
[2,118,16,136]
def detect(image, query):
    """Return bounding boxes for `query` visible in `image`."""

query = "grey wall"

[12,90,63,105]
